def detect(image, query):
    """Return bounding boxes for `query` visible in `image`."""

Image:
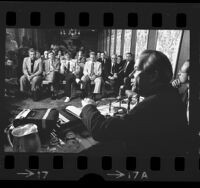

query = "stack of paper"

[65,106,82,117]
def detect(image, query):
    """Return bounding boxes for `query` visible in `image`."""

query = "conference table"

[45,97,139,153]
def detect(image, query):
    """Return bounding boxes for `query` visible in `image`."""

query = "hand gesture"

[172,79,181,88]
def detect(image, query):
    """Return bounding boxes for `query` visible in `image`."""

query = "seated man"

[41,50,49,61]
[60,52,76,102]
[81,51,102,99]
[172,60,190,123]
[43,51,60,99]
[20,48,43,101]
[99,52,111,82]
[118,52,135,97]
[106,54,121,96]
[80,50,190,156]
[61,51,86,102]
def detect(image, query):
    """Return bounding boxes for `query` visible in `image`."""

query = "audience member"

[81,52,102,99]
[20,48,43,101]
[43,51,60,99]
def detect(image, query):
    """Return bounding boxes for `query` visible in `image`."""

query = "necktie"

[90,62,94,76]
[124,61,129,73]
[31,60,34,73]
[68,61,70,71]
[111,63,114,74]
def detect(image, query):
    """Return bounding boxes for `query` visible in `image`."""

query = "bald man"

[106,54,121,96]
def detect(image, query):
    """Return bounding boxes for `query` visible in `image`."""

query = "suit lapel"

[33,59,38,73]
[27,57,31,73]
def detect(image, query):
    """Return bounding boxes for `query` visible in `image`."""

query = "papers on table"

[111,101,137,110]
[65,106,82,118]
[58,113,70,124]
[65,99,139,119]
[97,105,110,116]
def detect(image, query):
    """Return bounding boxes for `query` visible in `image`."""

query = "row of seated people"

[20,48,136,101]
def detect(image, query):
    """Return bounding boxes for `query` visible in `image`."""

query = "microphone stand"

[127,96,131,113]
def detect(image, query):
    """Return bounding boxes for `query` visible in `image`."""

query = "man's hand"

[108,76,113,80]
[90,75,96,81]
[81,98,96,108]
[113,73,118,79]
[29,75,35,81]
[172,79,181,88]
[26,75,31,81]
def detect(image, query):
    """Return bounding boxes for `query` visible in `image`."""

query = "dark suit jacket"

[99,58,111,80]
[107,62,120,77]
[121,60,135,78]
[80,84,190,155]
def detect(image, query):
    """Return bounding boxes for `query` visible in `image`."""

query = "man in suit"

[60,52,75,102]
[20,48,43,100]
[99,52,111,81]
[106,54,121,96]
[43,51,60,99]
[81,52,102,99]
[80,50,190,156]
[41,50,49,61]
[117,52,135,97]
[60,52,85,102]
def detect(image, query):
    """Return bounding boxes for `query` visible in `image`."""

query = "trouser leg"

[93,77,102,94]
[64,73,75,98]
[81,75,91,97]
[31,76,43,91]
[20,75,30,92]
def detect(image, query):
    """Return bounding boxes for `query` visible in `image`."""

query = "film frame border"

[0,2,200,182]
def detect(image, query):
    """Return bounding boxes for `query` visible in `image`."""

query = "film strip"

[0,1,200,182]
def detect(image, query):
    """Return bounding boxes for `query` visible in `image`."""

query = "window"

[123,30,132,58]
[110,29,115,55]
[116,30,122,55]
[156,30,182,74]
[106,30,111,55]
[103,30,107,52]
[135,30,149,62]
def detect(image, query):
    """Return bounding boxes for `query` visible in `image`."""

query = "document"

[65,106,82,117]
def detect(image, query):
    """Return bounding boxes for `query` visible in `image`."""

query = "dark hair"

[138,50,173,84]
[65,52,71,57]
[126,52,133,56]
[48,50,55,55]
[117,55,123,59]
[90,51,96,56]
[28,48,35,53]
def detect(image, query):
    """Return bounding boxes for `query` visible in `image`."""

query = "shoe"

[32,91,39,101]
[64,97,70,103]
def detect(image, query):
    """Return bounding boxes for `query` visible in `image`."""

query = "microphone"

[127,96,132,113]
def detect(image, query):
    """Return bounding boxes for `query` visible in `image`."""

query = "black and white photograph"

[4,28,190,155]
